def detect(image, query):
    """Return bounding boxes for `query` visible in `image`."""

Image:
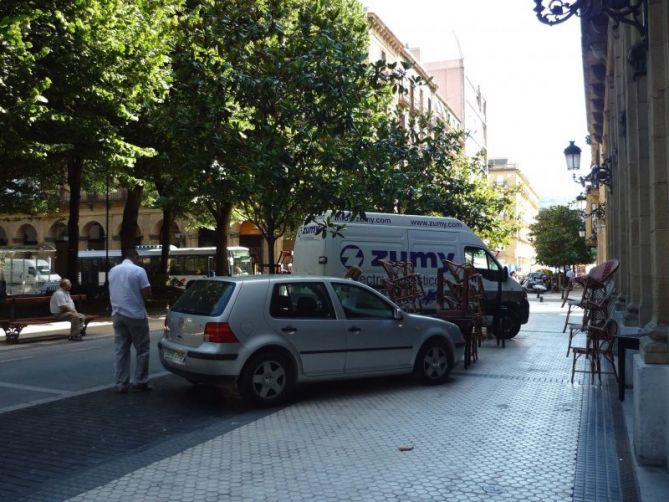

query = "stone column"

[635,77,654,324]
[623,23,643,326]
[641,0,669,364]
[610,27,629,301]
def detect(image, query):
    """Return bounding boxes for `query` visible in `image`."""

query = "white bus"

[168,246,252,287]
[78,246,252,289]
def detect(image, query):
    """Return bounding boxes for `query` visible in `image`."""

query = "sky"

[361,0,591,206]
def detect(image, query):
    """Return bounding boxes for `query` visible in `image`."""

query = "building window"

[381,50,386,62]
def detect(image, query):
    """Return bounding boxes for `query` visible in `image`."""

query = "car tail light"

[204,322,239,343]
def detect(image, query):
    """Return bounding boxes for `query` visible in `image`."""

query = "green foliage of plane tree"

[0,0,178,283]
[529,205,591,269]
[155,0,267,275]
[0,10,61,213]
[163,0,393,273]
[235,0,398,271]
[356,110,519,249]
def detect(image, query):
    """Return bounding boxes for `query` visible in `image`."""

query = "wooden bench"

[0,294,96,344]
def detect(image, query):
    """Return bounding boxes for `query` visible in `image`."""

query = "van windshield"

[171,280,235,316]
[36,265,51,274]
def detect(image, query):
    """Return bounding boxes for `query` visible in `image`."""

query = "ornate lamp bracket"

[534,1,647,41]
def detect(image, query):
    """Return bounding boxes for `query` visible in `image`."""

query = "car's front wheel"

[414,338,453,385]
[238,350,294,406]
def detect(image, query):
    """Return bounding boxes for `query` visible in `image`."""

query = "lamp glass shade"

[564,141,582,171]
[579,230,585,238]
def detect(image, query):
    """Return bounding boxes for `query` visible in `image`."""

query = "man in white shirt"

[109,248,152,394]
[49,278,86,341]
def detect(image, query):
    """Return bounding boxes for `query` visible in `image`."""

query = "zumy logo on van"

[339,245,456,270]
[339,245,364,268]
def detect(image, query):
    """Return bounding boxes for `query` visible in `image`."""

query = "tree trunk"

[212,202,232,276]
[265,219,276,274]
[66,155,83,286]
[120,184,143,252]
[159,205,175,275]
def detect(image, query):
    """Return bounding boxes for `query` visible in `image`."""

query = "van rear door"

[293,225,327,275]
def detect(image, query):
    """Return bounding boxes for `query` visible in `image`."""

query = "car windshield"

[171,280,235,316]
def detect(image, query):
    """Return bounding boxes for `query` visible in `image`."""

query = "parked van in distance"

[2,258,61,295]
[293,212,529,338]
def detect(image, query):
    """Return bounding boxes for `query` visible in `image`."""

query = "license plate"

[163,348,186,365]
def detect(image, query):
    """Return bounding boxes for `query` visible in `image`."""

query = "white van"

[293,212,529,338]
[3,258,61,295]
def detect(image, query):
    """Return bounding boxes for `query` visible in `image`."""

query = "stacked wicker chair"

[434,260,486,367]
[566,259,620,383]
[379,260,424,313]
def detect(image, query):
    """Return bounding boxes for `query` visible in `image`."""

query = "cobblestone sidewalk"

[65,295,637,501]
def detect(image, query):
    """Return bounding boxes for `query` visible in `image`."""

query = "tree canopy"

[529,205,591,268]
[1,0,519,279]
[355,111,518,248]
[1,0,180,282]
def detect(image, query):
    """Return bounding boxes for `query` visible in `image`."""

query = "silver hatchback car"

[159,275,465,405]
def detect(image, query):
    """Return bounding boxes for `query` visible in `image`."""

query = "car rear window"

[171,280,235,316]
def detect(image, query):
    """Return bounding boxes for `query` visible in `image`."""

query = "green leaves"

[529,205,591,268]
[352,109,517,247]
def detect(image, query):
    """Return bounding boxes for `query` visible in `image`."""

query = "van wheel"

[238,350,294,406]
[490,309,521,339]
[414,338,453,385]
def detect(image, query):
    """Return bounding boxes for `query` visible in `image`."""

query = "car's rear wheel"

[238,350,294,406]
[414,338,452,385]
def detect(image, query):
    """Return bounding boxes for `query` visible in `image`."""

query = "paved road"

[0,322,279,502]
[0,321,166,412]
[0,294,658,501]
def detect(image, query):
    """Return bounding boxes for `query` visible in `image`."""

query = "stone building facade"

[367,13,462,130]
[487,159,540,275]
[577,0,669,469]
[0,191,271,277]
[422,59,488,161]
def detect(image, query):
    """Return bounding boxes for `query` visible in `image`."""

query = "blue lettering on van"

[369,250,455,267]
[300,225,319,235]
[422,289,438,305]
[340,245,364,268]
[371,250,387,266]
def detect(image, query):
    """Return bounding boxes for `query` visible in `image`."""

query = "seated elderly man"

[49,278,86,341]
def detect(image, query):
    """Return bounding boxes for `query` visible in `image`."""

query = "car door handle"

[348,326,361,333]
[281,326,297,334]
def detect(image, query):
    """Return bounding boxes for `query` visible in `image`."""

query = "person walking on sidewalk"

[49,278,86,341]
[109,248,152,394]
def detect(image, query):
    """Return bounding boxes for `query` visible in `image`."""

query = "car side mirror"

[502,266,509,282]
[393,307,404,321]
